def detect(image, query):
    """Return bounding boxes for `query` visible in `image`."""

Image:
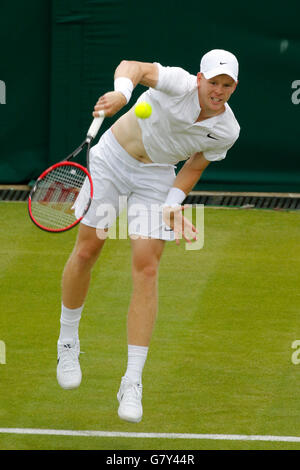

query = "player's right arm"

[93,61,159,117]
[115,60,159,88]
[93,60,192,117]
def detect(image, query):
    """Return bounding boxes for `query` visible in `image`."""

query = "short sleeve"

[154,63,195,96]
[203,137,238,162]
[203,149,227,162]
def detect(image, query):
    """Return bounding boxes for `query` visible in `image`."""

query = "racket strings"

[30,164,90,230]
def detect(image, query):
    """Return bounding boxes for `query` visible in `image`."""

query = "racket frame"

[28,160,93,233]
[28,111,105,233]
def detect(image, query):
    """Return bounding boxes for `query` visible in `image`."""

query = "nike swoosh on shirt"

[207,133,219,140]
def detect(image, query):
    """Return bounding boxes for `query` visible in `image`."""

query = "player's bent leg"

[117,237,165,422]
[57,223,107,390]
[62,223,107,308]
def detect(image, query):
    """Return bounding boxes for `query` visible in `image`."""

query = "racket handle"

[86,110,105,140]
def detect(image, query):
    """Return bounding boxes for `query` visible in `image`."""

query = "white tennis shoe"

[57,339,82,390]
[117,376,143,423]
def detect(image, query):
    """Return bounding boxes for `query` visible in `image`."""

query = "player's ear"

[197,72,203,86]
[232,80,238,93]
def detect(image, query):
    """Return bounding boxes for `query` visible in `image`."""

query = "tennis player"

[56,49,240,423]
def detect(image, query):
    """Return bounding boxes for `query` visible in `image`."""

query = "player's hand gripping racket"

[28,111,105,232]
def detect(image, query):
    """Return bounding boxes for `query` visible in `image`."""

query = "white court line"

[1,428,300,443]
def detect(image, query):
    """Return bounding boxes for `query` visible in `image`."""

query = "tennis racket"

[28,111,105,233]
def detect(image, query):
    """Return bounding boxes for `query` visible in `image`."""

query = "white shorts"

[78,129,176,240]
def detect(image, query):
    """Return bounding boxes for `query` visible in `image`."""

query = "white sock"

[58,304,83,344]
[124,345,149,384]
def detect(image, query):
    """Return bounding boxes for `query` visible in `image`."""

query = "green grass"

[1,202,300,450]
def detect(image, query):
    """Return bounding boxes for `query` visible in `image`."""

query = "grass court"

[1,202,300,450]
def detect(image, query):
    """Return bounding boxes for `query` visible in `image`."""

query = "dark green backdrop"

[1,0,299,191]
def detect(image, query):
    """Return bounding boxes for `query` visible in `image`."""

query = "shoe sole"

[57,381,81,390]
[117,391,143,423]
[118,407,142,423]
[57,372,82,390]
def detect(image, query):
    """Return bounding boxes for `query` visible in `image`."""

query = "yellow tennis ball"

[135,101,152,119]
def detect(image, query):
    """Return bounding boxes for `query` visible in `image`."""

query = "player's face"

[197,73,237,115]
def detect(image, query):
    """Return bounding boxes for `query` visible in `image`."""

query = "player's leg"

[57,131,128,390]
[128,237,165,347]
[117,237,165,422]
[117,162,176,422]
[57,223,107,390]
[62,223,106,310]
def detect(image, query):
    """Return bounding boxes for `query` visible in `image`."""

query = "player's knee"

[133,258,159,279]
[75,242,102,266]
[142,264,158,278]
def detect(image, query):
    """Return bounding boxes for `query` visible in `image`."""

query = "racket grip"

[87,111,105,140]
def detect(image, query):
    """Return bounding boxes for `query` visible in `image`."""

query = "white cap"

[200,49,239,82]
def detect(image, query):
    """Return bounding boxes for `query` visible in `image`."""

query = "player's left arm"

[173,152,210,195]
[162,152,210,245]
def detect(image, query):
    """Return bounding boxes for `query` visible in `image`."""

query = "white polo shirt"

[136,62,240,165]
